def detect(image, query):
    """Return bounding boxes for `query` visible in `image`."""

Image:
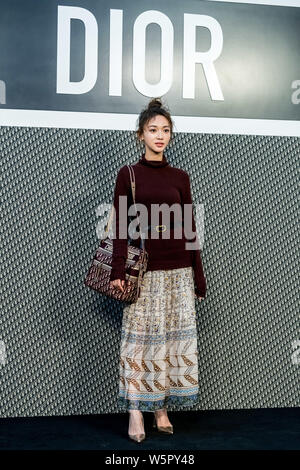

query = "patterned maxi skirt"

[118,266,199,412]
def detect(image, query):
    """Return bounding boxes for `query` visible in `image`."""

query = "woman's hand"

[110,279,125,292]
[194,293,204,302]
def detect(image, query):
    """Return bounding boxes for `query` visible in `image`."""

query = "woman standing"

[109,98,206,443]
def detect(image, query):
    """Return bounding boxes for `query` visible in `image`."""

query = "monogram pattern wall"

[0,126,298,417]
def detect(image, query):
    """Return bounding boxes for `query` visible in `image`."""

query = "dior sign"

[0,0,299,133]
[57,6,224,101]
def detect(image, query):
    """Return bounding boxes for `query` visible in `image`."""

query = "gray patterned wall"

[1,126,299,417]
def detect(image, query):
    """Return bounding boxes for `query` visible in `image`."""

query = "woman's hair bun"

[148,97,162,109]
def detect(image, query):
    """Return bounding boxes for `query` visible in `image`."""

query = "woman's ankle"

[129,409,143,415]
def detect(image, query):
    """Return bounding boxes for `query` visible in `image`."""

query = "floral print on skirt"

[118,266,199,412]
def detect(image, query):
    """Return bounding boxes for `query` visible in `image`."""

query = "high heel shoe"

[128,411,146,443]
[129,432,145,443]
[153,412,174,434]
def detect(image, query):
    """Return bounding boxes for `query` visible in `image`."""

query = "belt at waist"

[139,221,184,233]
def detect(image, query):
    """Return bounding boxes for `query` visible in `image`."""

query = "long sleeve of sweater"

[181,172,207,298]
[109,166,132,282]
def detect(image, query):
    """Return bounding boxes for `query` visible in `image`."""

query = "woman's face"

[140,115,171,154]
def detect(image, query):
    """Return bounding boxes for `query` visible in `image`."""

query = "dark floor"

[0,408,299,450]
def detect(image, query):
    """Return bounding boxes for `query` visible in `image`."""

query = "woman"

[109,97,206,443]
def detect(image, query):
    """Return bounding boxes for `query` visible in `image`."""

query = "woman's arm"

[181,171,207,299]
[109,166,131,282]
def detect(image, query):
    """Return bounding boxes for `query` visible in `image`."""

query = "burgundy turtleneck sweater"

[109,153,207,298]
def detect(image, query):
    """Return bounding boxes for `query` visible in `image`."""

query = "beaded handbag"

[84,165,148,303]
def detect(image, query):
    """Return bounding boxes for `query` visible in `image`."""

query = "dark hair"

[136,97,174,145]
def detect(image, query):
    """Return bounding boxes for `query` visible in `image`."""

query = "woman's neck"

[139,152,169,168]
[144,150,163,161]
